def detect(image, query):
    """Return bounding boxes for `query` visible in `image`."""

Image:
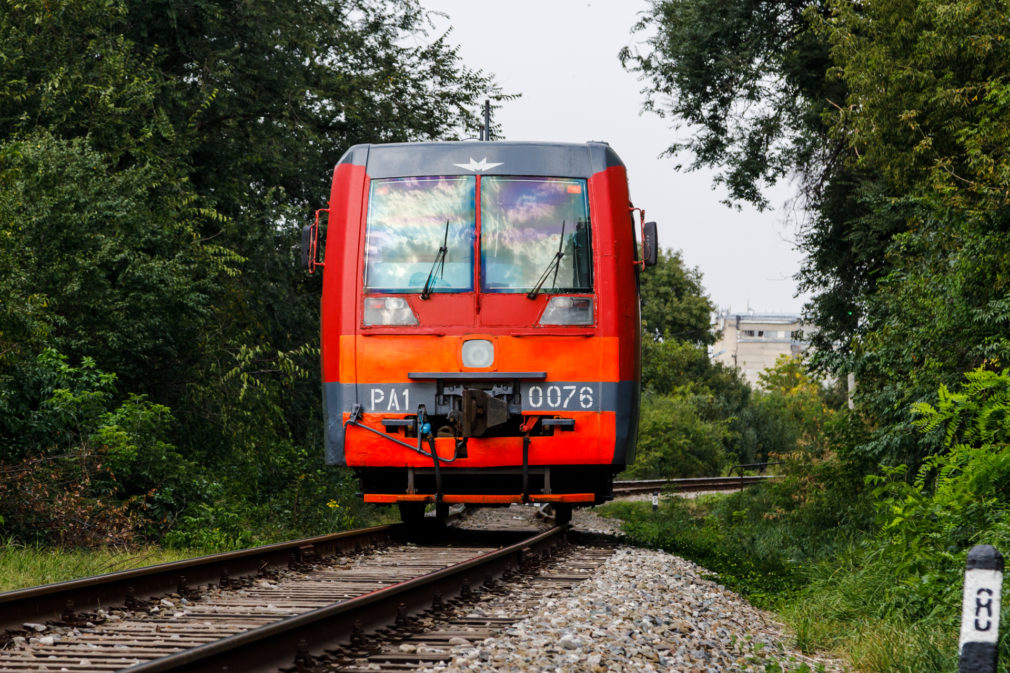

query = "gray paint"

[612,380,639,465]
[959,643,998,673]
[967,545,1005,571]
[322,382,346,466]
[337,144,370,167]
[335,141,624,179]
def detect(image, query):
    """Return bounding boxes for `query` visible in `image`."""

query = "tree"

[640,248,716,344]
[627,0,1010,471]
[626,389,734,478]
[622,0,884,376]
[821,0,1010,216]
[0,0,504,543]
[621,0,838,209]
[0,1,176,166]
[122,0,504,216]
[0,134,234,394]
[634,246,753,477]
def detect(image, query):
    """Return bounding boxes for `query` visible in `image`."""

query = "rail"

[123,526,566,673]
[612,474,777,496]
[729,461,783,478]
[0,524,396,634]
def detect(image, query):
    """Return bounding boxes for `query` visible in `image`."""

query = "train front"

[317,142,642,521]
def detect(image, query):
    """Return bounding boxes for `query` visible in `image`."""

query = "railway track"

[612,475,775,496]
[310,532,616,672]
[0,522,604,673]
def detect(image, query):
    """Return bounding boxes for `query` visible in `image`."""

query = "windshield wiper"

[421,220,450,300]
[526,220,566,300]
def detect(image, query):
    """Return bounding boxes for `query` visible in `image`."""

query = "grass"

[0,541,211,593]
[599,492,966,673]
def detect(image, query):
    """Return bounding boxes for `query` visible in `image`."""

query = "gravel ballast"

[422,507,846,673]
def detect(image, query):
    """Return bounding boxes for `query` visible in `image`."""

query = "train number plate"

[521,382,600,411]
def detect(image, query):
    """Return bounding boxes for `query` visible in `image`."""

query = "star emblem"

[453,157,504,172]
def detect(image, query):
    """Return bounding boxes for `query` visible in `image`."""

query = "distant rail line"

[0,523,609,673]
[612,475,776,497]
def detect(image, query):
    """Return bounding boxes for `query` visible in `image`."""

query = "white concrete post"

[959,544,1003,672]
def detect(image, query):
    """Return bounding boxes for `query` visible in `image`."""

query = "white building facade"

[711,312,807,386]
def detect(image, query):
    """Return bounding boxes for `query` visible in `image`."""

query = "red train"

[305,141,657,524]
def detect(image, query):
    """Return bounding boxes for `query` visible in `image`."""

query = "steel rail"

[0,524,396,633]
[613,475,776,495]
[122,526,567,673]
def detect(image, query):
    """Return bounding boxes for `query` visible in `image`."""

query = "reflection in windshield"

[364,177,475,293]
[480,178,592,293]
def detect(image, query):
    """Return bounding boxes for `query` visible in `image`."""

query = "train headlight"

[363,296,419,326]
[539,296,594,325]
[461,339,494,368]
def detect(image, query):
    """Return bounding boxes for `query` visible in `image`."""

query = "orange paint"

[344,335,621,384]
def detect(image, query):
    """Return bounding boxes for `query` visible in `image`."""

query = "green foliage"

[621,0,836,208]
[0,0,499,546]
[865,369,1010,616]
[635,257,838,478]
[640,248,716,344]
[0,350,189,544]
[119,0,508,218]
[0,133,233,392]
[609,356,1010,673]
[635,253,753,477]
[0,0,175,164]
[604,479,866,606]
[643,337,748,402]
[629,0,1010,492]
[821,0,1010,215]
[627,390,733,478]
[756,356,836,454]
[0,541,202,593]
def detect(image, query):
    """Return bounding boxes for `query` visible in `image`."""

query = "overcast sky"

[420,0,809,315]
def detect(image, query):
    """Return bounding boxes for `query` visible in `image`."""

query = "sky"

[420,0,810,315]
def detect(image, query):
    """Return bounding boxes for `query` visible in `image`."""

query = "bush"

[0,350,189,545]
[867,368,1010,616]
[627,389,733,478]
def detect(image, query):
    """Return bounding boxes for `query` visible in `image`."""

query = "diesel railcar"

[304,141,657,524]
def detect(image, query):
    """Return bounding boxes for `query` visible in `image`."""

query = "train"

[303,140,657,524]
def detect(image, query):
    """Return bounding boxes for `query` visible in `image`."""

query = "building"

[711,312,807,386]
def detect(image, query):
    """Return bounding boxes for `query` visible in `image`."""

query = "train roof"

[337,141,624,179]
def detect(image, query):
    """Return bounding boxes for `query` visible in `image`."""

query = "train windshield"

[364,176,475,293]
[480,177,592,293]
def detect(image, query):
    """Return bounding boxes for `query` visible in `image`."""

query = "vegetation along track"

[0,523,610,672]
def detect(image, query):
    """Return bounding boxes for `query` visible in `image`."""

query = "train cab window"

[479,177,592,293]
[364,176,475,293]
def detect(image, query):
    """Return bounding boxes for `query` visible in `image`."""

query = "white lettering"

[562,385,577,407]
[370,388,385,410]
[547,385,561,408]
[402,388,410,410]
[528,385,543,408]
[579,386,593,408]
[388,389,400,411]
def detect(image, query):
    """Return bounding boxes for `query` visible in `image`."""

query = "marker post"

[959,545,1003,673]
